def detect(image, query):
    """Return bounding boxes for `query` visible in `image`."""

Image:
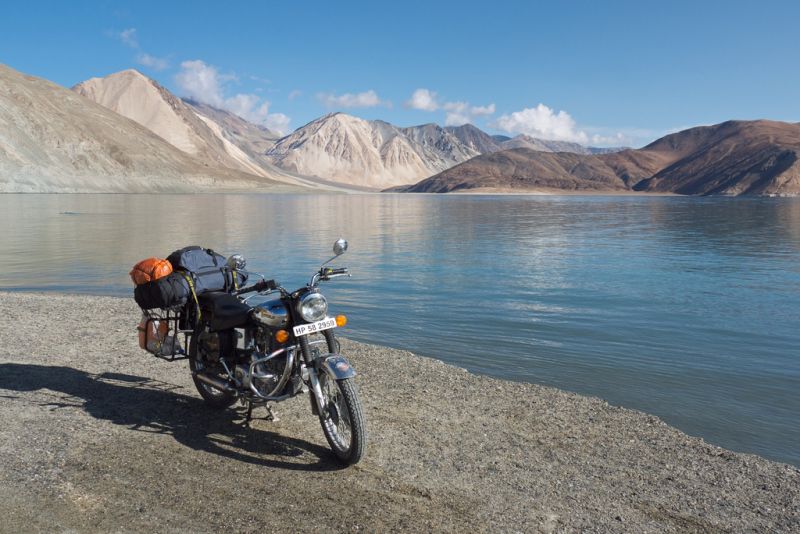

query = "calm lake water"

[1,193,799,466]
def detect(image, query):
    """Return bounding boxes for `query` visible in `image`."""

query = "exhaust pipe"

[195,373,234,392]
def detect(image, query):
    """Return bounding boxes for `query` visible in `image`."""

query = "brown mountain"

[400,120,800,196]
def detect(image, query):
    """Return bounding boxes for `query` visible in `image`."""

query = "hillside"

[445,124,623,155]
[72,70,297,182]
[0,64,295,192]
[401,120,800,196]
[265,113,481,188]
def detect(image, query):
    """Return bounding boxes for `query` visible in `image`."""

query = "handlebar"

[322,267,349,276]
[235,278,278,295]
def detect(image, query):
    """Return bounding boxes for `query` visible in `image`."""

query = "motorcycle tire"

[317,373,367,465]
[189,325,236,410]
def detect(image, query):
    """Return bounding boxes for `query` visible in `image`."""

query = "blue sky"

[2,0,798,146]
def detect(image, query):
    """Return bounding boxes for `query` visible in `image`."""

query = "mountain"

[633,120,800,195]
[182,98,280,159]
[445,125,624,155]
[73,69,278,178]
[265,113,480,188]
[498,134,623,155]
[0,64,294,192]
[444,124,504,153]
[399,120,800,196]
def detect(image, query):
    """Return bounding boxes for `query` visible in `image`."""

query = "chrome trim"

[244,340,325,400]
[248,347,294,400]
[307,367,328,417]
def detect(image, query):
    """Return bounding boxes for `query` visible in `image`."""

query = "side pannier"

[167,246,247,293]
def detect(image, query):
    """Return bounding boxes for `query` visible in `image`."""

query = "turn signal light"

[275,329,289,343]
[336,315,348,327]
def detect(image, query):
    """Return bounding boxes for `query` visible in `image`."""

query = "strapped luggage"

[134,272,191,310]
[167,246,247,294]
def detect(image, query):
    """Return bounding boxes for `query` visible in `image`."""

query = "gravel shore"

[0,292,797,533]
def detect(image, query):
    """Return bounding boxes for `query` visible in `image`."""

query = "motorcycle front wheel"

[318,372,367,465]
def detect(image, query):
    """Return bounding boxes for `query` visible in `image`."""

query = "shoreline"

[0,291,798,531]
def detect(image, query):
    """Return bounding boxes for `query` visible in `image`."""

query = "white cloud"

[175,60,226,107]
[175,59,291,134]
[317,89,386,108]
[469,103,496,116]
[288,89,302,101]
[264,113,291,135]
[117,28,138,48]
[135,53,169,71]
[406,88,439,111]
[442,101,496,126]
[492,103,590,143]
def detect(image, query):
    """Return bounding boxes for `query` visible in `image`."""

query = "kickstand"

[244,401,254,427]
[264,403,277,422]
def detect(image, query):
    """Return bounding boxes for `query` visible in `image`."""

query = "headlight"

[298,292,328,322]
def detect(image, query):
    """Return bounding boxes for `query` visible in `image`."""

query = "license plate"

[293,317,337,337]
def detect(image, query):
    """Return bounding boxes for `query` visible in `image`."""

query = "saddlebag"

[167,246,247,294]
[134,272,191,310]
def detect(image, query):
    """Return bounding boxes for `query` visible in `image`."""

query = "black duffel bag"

[134,272,191,310]
[167,246,247,293]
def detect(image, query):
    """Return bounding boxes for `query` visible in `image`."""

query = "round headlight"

[298,292,328,322]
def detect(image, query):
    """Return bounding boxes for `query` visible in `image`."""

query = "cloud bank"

[405,88,495,126]
[406,88,439,111]
[492,104,590,143]
[317,90,387,108]
[135,53,169,71]
[175,60,290,134]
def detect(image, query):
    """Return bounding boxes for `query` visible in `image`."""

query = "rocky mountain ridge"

[0,64,296,193]
[71,69,312,186]
[400,120,800,196]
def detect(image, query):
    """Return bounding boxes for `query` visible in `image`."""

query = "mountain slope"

[0,64,293,192]
[498,134,623,155]
[444,124,504,153]
[73,69,329,188]
[265,113,481,188]
[183,98,280,159]
[634,120,800,195]
[444,125,623,155]
[400,120,800,196]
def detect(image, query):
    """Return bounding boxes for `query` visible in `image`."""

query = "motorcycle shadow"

[0,363,346,472]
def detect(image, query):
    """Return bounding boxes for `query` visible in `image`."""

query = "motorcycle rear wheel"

[189,326,236,409]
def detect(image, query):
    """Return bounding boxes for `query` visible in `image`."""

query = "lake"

[1,193,798,466]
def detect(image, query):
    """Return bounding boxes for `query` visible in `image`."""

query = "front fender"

[317,354,357,379]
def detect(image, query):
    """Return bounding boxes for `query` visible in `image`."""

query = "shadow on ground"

[0,363,344,472]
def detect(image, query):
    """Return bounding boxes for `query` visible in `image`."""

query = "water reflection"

[1,193,799,466]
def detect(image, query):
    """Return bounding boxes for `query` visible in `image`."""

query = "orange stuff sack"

[130,258,173,286]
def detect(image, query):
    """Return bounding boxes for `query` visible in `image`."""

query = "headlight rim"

[298,291,328,322]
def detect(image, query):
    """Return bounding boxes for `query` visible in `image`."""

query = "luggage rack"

[139,307,193,362]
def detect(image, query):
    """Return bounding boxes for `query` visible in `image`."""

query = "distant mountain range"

[400,120,800,196]
[0,64,298,193]
[444,124,624,155]
[264,113,480,188]
[0,64,797,195]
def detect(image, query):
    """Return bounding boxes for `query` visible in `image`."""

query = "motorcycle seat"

[198,291,251,331]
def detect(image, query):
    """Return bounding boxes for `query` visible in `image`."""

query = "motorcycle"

[168,239,366,465]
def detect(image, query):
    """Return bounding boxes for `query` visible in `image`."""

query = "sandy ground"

[0,292,797,533]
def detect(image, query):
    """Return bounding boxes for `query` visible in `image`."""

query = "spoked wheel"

[318,372,366,465]
[189,325,236,409]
